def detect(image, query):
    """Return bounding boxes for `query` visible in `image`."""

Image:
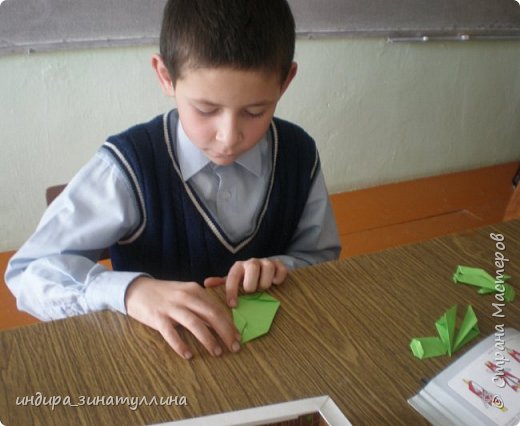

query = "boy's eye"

[195,107,217,116]
[245,110,265,118]
[193,105,265,118]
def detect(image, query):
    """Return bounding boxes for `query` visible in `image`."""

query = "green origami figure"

[410,305,479,360]
[453,265,515,302]
[232,293,281,343]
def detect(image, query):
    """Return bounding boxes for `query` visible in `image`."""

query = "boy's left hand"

[204,258,287,307]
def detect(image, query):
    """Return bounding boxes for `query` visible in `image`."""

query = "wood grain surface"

[1,220,519,426]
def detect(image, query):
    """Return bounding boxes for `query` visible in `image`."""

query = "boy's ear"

[280,62,298,95]
[152,54,175,97]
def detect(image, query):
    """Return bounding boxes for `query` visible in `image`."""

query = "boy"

[5,0,341,359]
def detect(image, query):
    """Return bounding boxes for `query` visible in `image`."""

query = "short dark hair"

[159,0,295,85]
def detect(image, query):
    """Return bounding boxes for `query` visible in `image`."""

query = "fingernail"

[229,298,236,307]
[232,341,241,353]
[214,346,223,357]
[184,351,193,360]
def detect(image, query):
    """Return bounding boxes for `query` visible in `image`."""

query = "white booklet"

[409,328,520,426]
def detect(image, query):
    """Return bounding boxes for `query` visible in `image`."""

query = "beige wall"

[1,38,519,251]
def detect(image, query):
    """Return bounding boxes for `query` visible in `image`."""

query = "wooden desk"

[1,221,519,425]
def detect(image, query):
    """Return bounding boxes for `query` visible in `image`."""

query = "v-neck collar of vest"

[162,110,279,254]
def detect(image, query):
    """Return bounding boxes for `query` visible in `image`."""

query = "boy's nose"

[216,115,242,150]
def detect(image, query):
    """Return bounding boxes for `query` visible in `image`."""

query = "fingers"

[135,258,287,359]
[173,283,241,357]
[125,277,240,360]
[223,258,288,307]
[225,264,243,307]
[271,260,288,285]
[204,276,226,288]
[255,260,275,291]
[157,317,193,360]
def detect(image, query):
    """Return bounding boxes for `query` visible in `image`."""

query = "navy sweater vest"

[103,110,319,284]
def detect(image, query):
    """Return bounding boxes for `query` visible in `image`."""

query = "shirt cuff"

[269,255,311,270]
[85,269,147,315]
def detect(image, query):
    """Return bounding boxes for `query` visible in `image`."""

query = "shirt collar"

[175,118,266,181]
[176,119,210,181]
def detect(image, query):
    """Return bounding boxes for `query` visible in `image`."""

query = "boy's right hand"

[124,276,241,360]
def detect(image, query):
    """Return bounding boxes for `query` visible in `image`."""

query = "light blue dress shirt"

[5,114,341,321]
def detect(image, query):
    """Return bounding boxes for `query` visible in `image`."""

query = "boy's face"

[153,57,297,166]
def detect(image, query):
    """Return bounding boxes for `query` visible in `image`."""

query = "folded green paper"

[452,265,515,302]
[453,305,479,352]
[232,293,280,343]
[435,305,457,356]
[410,305,479,360]
[410,337,447,359]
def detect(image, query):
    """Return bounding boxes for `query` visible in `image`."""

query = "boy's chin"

[210,155,238,166]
